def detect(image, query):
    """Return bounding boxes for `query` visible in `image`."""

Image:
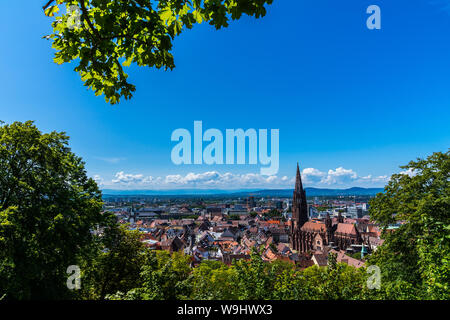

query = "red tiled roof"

[263,248,278,261]
[331,249,365,268]
[368,225,381,236]
[369,236,384,246]
[335,223,358,235]
[301,221,326,232]
[312,253,328,267]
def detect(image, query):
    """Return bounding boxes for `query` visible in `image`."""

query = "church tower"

[292,163,309,229]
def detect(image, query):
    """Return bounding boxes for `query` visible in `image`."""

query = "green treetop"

[0,121,110,299]
[368,150,450,299]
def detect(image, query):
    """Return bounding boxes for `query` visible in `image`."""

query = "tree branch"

[42,0,55,10]
[79,0,101,40]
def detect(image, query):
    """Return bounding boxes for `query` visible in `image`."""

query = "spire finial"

[295,162,303,192]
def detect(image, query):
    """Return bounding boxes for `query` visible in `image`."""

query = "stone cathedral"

[289,164,364,253]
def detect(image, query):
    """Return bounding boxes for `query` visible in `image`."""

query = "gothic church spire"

[292,163,308,228]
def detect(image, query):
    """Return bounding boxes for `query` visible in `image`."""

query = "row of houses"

[123,211,385,270]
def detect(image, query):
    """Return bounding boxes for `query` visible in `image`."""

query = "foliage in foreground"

[0,121,111,299]
[105,249,377,300]
[368,150,450,299]
[0,121,448,300]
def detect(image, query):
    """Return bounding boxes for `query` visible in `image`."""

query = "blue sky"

[1,0,449,190]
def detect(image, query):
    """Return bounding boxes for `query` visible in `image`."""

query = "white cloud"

[99,171,290,189]
[93,174,104,185]
[301,167,390,187]
[302,168,326,184]
[359,174,389,183]
[95,167,392,189]
[111,171,154,185]
[399,168,416,177]
[322,167,358,185]
[161,171,285,188]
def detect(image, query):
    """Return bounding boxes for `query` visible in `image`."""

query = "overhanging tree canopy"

[43,0,273,104]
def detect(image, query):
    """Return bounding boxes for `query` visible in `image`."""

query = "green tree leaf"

[44,5,59,17]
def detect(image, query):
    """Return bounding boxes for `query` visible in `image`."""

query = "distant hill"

[101,189,260,196]
[102,187,384,198]
[233,187,384,197]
